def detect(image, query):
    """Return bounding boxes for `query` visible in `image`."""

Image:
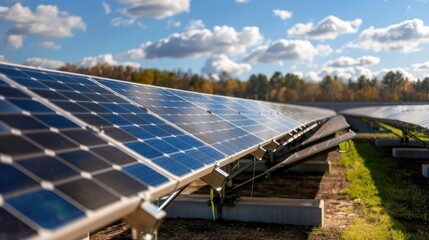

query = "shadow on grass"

[353,139,429,238]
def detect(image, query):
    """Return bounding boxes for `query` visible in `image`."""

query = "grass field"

[337,139,429,239]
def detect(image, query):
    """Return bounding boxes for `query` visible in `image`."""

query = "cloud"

[0,3,86,37]
[202,55,251,77]
[102,1,111,14]
[119,0,190,19]
[35,41,61,49]
[349,19,429,52]
[110,17,137,26]
[24,57,65,69]
[411,60,429,70]
[305,71,322,82]
[374,67,416,81]
[0,3,85,49]
[318,56,380,81]
[186,19,205,31]
[320,66,374,81]
[287,15,362,40]
[273,9,292,21]
[245,39,332,64]
[235,0,250,3]
[122,25,263,59]
[5,34,23,49]
[0,55,8,62]
[325,56,380,68]
[76,54,140,68]
[167,19,181,28]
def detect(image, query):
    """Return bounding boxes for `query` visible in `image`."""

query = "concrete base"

[392,148,429,159]
[423,164,429,178]
[376,139,428,148]
[165,194,219,220]
[165,194,324,227]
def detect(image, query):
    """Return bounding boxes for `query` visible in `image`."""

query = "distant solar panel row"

[0,63,335,239]
[342,105,429,133]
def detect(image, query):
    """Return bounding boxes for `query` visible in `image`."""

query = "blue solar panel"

[0,66,177,238]
[0,63,337,239]
[0,66,224,176]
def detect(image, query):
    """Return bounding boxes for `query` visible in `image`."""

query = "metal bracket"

[201,168,229,192]
[250,146,266,160]
[265,140,280,152]
[124,202,166,239]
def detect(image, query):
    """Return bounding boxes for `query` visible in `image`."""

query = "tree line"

[59,64,429,102]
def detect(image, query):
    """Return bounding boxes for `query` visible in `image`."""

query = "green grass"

[336,140,428,240]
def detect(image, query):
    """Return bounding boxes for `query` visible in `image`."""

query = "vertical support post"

[402,130,409,144]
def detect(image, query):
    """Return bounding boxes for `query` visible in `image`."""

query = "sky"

[1,0,429,82]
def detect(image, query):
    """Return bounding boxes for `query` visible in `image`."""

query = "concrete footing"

[423,164,429,178]
[392,148,429,159]
[165,194,324,226]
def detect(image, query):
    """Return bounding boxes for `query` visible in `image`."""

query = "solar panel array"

[0,63,335,239]
[342,105,429,134]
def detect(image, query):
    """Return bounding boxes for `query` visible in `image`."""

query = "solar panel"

[0,63,337,239]
[341,105,429,134]
[0,67,176,239]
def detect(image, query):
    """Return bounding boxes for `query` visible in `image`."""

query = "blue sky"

[1,0,429,81]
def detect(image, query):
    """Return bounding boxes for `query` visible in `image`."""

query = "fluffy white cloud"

[318,56,380,81]
[119,0,190,19]
[5,34,23,49]
[350,19,429,52]
[325,56,380,68]
[374,68,416,81]
[202,55,251,77]
[35,41,61,49]
[287,15,362,40]
[102,1,111,14]
[304,71,322,82]
[411,60,429,70]
[273,9,292,21]
[0,3,85,49]
[24,57,65,69]
[76,54,140,68]
[0,3,86,37]
[122,25,263,59]
[186,19,205,31]
[245,39,332,64]
[320,66,374,81]
[235,0,250,3]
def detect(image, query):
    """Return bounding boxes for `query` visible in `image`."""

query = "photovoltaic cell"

[94,170,147,197]
[6,189,85,229]
[0,163,38,195]
[56,178,120,210]
[123,163,169,187]
[16,156,79,182]
[0,207,37,239]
